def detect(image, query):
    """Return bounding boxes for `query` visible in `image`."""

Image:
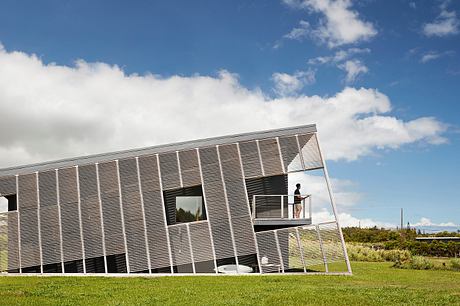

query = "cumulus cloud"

[271,68,316,96]
[282,0,377,48]
[413,217,457,227]
[284,20,311,41]
[0,45,448,169]
[338,59,368,83]
[423,1,459,37]
[308,47,370,65]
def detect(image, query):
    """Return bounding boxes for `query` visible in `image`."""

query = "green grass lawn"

[0,262,459,305]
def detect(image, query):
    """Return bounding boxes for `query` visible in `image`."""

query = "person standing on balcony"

[294,183,305,218]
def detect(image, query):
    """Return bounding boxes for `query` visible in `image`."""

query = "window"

[176,196,204,223]
[163,185,207,225]
[0,194,17,213]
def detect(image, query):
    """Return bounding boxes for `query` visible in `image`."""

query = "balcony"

[251,194,312,231]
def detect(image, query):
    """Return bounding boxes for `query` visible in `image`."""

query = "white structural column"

[216,145,240,273]
[315,134,352,274]
[55,169,65,273]
[176,151,184,188]
[275,137,286,174]
[255,140,265,176]
[16,175,22,273]
[115,160,130,273]
[135,157,152,274]
[75,166,87,274]
[156,154,174,274]
[36,172,44,274]
[236,143,262,274]
[274,230,284,273]
[186,223,196,274]
[295,228,307,273]
[195,148,218,274]
[316,224,328,273]
[95,163,108,274]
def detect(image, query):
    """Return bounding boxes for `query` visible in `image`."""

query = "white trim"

[195,148,218,274]
[216,145,239,273]
[186,223,196,274]
[36,172,43,274]
[156,154,174,274]
[115,160,130,274]
[255,140,265,176]
[135,157,152,274]
[95,163,108,274]
[75,166,87,274]
[16,175,22,273]
[55,169,65,273]
[315,134,352,274]
[236,143,262,274]
[176,151,183,188]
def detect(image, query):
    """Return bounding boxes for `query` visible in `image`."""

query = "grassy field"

[0,262,459,305]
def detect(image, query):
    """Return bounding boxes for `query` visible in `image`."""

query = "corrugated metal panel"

[178,149,201,187]
[7,212,19,271]
[38,171,57,207]
[168,224,192,267]
[0,176,16,195]
[279,136,303,172]
[39,205,61,265]
[298,134,323,170]
[98,161,125,256]
[58,168,83,262]
[18,174,40,268]
[256,230,281,273]
[138,155,171,271]
[199,147,235,260]
[188,221,214,264]
[78,164,104,259]
[159,152,181,190]
[258,138,284,176]
[238,141,263,178]
[218,144,255,256]
[118,158,149,272]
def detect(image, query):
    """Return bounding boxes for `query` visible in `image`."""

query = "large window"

[163,185,207,225]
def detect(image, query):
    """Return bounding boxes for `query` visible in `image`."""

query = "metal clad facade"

[7,212,20,271]
[238,141,263,178]
[118,158,149,272]
[199,146,235,261]
[78,164,104,260]
[138,155,171,270]
[159,152,181,190]
[18,173,40,268]
[178,149,201,187]
[218,144,255,256]
[98,162,125,256]
[279,136,303,172]
[258,138,284,176]
[58,167,83,262]
[168,224,192,268]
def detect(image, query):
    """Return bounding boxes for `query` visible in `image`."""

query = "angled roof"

[0,124,316,177]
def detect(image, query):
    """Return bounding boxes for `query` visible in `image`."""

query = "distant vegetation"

[343,227,460,272]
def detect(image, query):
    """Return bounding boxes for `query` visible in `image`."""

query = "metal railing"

[251,194,312,220]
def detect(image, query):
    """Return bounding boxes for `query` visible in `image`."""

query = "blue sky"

[0,0,458,228]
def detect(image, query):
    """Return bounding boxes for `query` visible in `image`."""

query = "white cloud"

[284,20,311,41]
[420,50,455,63]
[308,47,370,65]
[271,68,316,96]
[338,59,368,83]
[314,210,396,228]
[423,1,459,37]
[412,217,457,227]
[282,0,377,48]
[0,45,448,169]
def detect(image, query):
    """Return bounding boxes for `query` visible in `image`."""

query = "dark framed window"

[163,185,207,225]
[0,194,17,212]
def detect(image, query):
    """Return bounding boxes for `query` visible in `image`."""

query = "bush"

[347,244,411,263]
[451,258,460,271]
[409,256,434,270]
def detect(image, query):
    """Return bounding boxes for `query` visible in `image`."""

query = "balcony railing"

[251,194,312,220]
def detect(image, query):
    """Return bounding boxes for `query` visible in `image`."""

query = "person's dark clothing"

[294,188,301,204]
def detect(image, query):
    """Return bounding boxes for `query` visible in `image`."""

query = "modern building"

[0,124,351,275]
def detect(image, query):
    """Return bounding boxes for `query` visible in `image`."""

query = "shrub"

[450,258,460,271]
[409,256,434,270]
